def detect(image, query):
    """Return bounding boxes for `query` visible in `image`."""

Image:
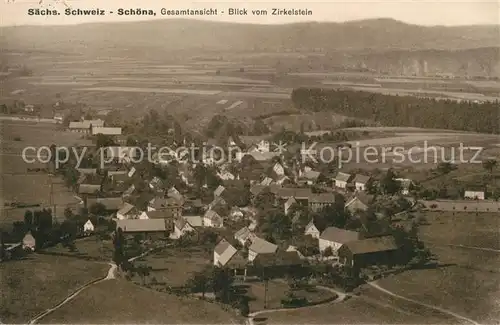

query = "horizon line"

[2,17,500,28]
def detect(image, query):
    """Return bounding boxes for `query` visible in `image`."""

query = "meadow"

[0,254,109,324]
[38,279,238,324]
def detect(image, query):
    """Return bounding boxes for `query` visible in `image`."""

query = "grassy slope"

[0,254,109,324]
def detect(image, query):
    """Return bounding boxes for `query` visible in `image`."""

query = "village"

[4,112,485,320]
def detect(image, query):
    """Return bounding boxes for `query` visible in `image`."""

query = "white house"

[22,232,36,251]
[84,220,95,234]
[203,210,223,228]
[304,220,320,239]
[334,172,352,189]
[464,189,486,200]
[172,218,196,239]
[248,237,278,261]
[318,227,361,255]
[353,174,371,192]
[213,239,238,267]
[234,226,256,246]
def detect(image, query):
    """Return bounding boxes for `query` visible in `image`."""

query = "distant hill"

[1,18,499,55]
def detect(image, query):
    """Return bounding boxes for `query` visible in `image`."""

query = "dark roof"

[253,251,302,267]
[320,227,361,243]
[276,187,312,199]
[87,197,124,211]
[341,236,398,255]
[309,193,336,203]
[117,219,167,233]
[144,210,172,219]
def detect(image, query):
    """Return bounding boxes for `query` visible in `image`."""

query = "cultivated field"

[0,121,86,226]
[0,254,109,324]
[38,279,238,324]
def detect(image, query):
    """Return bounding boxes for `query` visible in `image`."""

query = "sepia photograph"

[0,0,499,324]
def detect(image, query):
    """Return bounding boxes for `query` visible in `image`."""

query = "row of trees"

[291,88,499,134]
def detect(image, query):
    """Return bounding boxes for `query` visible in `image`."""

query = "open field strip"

[78,86,222,95]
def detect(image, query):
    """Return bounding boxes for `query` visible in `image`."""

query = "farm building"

[116,219,169,239]
[334,172,352,189]
[252,251,303,277]
[84,220,95,234]
[248,237,278,262]
[22,232,36,251]
[353,174,371,192]
[338,236,399,271]
[309,193,336,213]
[68,119,104,133]
[86,197,124,212]
[78,184,101,195]
[319,227,361,255]
[464,189,486,200]
[345,193,375,214]
[92,127,122,136]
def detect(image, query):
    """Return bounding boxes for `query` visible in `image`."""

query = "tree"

[95,134,116,148]
[436,162,456,175]
[24,210,33,230]
[186,266,213,298]
[89,203,107,217]
[63,207,73,220]
[238,296,250,316]
[323,246,333,257]
[380,169,400,195]
[113,227,125,267]
[483,159,497,175]
[212,267,234,303]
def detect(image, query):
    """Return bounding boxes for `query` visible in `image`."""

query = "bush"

[13,136,22,141]
[281,292,308,308]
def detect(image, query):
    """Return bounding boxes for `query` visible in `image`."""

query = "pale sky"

[0,0,498,26]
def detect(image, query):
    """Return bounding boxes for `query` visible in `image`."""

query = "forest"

[291,88,499,134]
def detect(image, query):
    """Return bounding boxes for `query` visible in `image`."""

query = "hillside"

[1,18,499,56]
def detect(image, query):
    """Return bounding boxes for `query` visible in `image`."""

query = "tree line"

[291,88,499,134]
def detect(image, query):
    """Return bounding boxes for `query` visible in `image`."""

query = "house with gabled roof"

[116,203,140,220]
[203,210,223,228]
[345,193,374,214]
[334,172,352,189]
[116,219,168,239]
[22,232,36,251]
[304,220,321,239]
[213,239,237,267]
[308,193,336,213]
[78,184,101,195]
[338,236,399,270]
[172,218,196,239]
[84,220,95,235]
[248,237,278,261]
[86,197,124,212]
[261,177,273,186]
[353,174,371,191]
[234,226,256,246]
[214,185,225,198]
[319,227,362,255]
[284,197,297,215]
